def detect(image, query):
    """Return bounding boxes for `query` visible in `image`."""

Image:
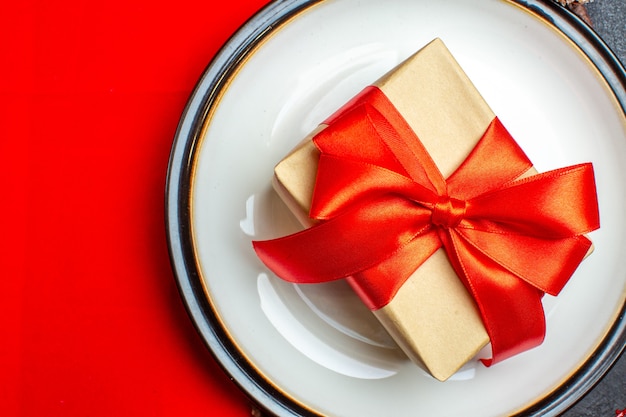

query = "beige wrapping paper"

[272,38,537,381]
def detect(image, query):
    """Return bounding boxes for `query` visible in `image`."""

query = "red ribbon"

[253,86,600,365]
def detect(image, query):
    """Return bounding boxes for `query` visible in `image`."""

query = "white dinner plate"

[166,0,626,415]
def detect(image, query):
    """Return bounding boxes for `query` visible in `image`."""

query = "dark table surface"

[562,1,625,416]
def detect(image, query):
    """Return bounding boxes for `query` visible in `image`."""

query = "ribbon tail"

[442,230,546,365]
[349,230,442,309]
[253,197,433,285]
[252,216,371,284]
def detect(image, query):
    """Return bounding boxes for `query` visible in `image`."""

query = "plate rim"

[165,0,626,416]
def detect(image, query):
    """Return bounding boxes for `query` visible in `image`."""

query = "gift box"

[254,39,599,381]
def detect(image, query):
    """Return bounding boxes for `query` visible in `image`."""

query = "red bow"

[253,86,599,365]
